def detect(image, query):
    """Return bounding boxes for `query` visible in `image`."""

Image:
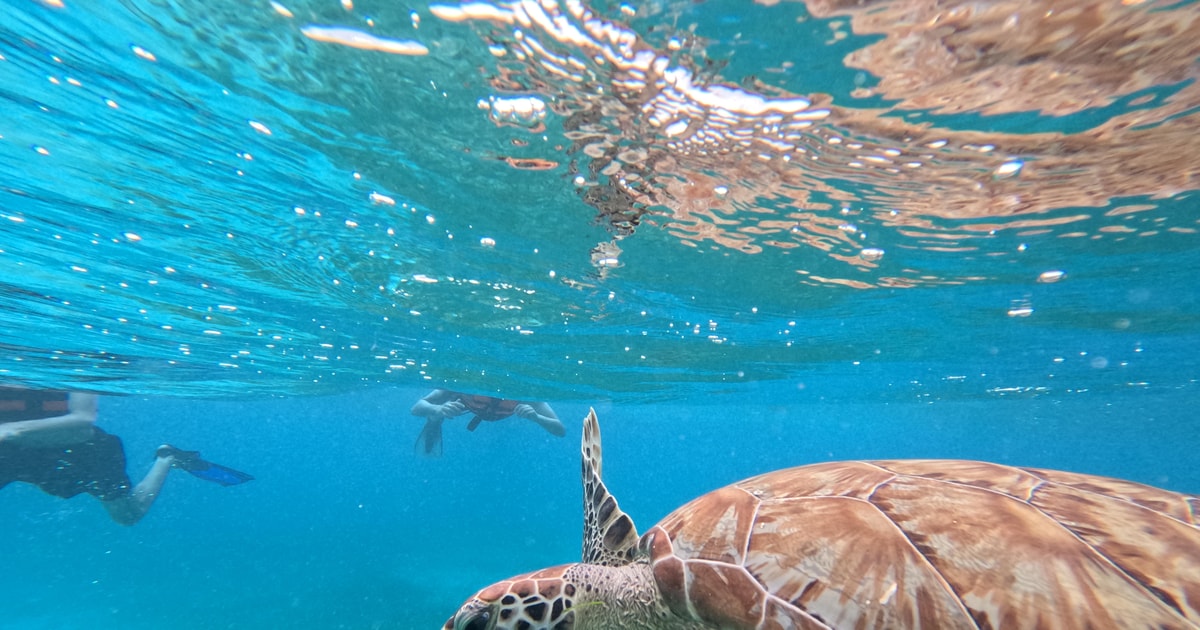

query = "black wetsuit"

[0,388,131,500]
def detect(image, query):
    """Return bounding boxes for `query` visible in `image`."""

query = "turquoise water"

[3,390,1197,628]
[1,0,1199,627]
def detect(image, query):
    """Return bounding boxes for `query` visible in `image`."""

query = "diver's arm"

[411,389,467,419]
[0,392,98,447]
[517,402,566,437]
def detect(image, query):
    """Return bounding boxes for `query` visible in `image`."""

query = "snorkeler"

[0,387,253,525]
[410,389,565,456]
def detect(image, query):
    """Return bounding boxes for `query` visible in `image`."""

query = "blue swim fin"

[158,445,254,486]
[182,460,255,486]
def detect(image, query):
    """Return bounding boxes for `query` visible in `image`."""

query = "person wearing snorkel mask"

[410,389,564,456]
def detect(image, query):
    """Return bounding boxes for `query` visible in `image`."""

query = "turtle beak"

[449,601,493,630]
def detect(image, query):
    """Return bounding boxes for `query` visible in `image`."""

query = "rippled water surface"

[3,0,1198,401]
[1,1,1199,626]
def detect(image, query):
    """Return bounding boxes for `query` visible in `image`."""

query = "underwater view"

[1,0,1199,627]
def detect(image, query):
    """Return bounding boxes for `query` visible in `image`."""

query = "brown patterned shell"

[639,459,1200,629]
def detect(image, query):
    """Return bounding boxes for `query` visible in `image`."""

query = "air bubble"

[664,119,689,137]
[1037,270,1064,283]
[1007,304,1034,317]
[995,159,1024,178]
[487,96,547,127]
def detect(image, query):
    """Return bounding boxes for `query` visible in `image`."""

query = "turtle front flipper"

[581,408,640,566]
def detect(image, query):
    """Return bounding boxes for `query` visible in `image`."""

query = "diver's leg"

[416,418,444,456]
[101,454,173,526]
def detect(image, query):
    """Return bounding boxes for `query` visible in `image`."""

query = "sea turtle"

[444,409,1200,629]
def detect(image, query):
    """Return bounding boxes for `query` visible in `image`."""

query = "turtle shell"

[638,459,1200,629]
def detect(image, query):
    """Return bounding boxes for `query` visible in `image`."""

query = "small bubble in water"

[131,45,157,62]
[1037,270,1065,283]
[713,185,729,197]
[1007,304,1034,317]
[664,119,689,136]
[860,248,884,261]
[370,191,396,205]
[487,95,547,127]
[480,237,496,247]
[1090,356,1109,369]
[994,159,1024,178]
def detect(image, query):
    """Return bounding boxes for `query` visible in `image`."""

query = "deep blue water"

[1,0,1199,627]
[3,387,1198,628]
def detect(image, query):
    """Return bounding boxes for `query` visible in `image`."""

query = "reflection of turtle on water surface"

[445,409,1200,629]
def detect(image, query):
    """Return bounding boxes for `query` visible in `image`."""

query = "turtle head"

[443,565,580,630]
[444,409,642,630]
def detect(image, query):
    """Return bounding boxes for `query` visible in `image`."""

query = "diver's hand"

[515,404,566,436]
[438,400,468,419]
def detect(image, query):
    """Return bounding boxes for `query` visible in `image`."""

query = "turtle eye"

[455,608,490,630]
